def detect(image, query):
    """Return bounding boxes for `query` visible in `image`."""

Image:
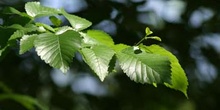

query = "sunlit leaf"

[25,2,60,18]
[20,34,37,54]
[55,26,73,35]
[113,44,130,52]
[140,44,188,97]
[146,36,162,42]
[34,30,81,73]
[61,9,92,31]
[145,27,153,36]
[81,45,115,81]
[117,47,171,85]
[82,30,114,47]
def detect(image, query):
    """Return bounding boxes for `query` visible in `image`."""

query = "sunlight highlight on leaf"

[140,44,188,97]
[81,45,115,81]
[117,47,171,84]
[34,31,81,73]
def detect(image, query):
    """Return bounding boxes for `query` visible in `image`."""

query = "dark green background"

[1,0,220,110]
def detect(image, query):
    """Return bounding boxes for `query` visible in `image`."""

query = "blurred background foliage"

[0,0,220,110]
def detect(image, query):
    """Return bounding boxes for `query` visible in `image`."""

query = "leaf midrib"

[56,36,65,69]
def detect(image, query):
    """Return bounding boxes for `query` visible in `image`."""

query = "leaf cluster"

[0,2,188,99]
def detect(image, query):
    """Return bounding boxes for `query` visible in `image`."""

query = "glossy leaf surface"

[81,45,115,81]
[34,31,81,73]
[117,47,171,85]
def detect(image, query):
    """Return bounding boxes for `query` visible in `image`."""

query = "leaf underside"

[81,45,115,81]
[140,44,188,96]
[19,34,37,54]
[117,47,171,85]
[34,30,81,73]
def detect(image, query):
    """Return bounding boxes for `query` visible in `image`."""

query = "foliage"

[0,82,48,110]
[0,2,188,108]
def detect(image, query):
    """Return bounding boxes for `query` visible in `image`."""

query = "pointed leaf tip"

[34,31,82,73]
[61,9,92,31]
[145,27,153,36]
[140,44,188,97]
[81,45,115,81]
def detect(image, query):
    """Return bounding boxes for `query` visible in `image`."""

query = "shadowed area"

[1,0,220,110]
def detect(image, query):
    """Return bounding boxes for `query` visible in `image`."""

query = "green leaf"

[0,45,9,57]
[82,30,114,47]
[140,44,188,97]
[19,34,37,54]
[25,2,60,18]
[55,26,73,35]
[34,30,81,73]
[8,24,38,41]
[145,27,153,36]
[2,7,21,15]
[7,24,38,32]
[8,30,24,41]
[81,45,114,81]
[0,82,12,93]
[61,9,92,31]
[0,27,15,48]
[35,22,55,32]
[116,47,171,85]
[7,24,24,30]
[113,44,130,52]
[146,36,162,42]
[81,45,115,81]
[2,7,29,17]
[49,16,62,27]
[0,94,48,110]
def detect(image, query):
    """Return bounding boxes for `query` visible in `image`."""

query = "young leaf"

[145,27,153,36]
[146,36,162,42]
[19,34,37,54]
[82,30,114,47]
[25,2,60,18]
[81,45,115,81]
[140,44,188,96]
[34,30,81,73]
[117,47,171,85]
[61,9,92,31]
